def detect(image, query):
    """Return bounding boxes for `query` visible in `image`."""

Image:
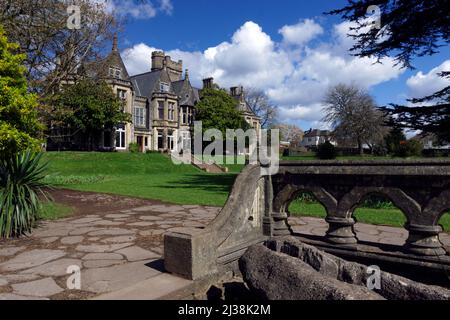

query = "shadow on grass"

[160,173,239,193]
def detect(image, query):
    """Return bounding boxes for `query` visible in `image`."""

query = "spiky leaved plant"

[0,151,49,238]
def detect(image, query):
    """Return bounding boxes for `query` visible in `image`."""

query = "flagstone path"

[0,190,449,300]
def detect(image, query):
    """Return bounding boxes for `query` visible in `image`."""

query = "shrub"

[128,143,140,153]
[0,151,49,238]
[316,141,337,160]
[373,145,388,157]
[393,140,423,158]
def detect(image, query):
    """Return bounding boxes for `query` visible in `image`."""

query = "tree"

[0,26,43,157]
[195,88,248,135]
[0,0,118,95]
[271,124,304,148]
[245,88,278,128]
[328,0,449,143]
[384,126,407,154]
[47,79,131,151]
[323,84,387,155]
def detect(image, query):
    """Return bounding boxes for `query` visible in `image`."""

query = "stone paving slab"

[93,272,193,300]
[0,194,448,300]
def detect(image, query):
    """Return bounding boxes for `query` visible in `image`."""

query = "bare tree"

[245,88,278,128]
[0,0,119,95]
[323,84,387,155]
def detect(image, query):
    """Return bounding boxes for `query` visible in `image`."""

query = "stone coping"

[278,159,450,176]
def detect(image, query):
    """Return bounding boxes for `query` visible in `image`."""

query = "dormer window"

[109,67,122,79]
[160,82,170,93]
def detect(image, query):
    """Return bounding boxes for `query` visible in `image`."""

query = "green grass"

[42,152,450,231]
[43,152,237,207]
[289,200,450,232]
[39,202,74,221]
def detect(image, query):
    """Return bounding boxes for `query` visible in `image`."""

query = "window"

[168,102,175,121]
[187,108,194,125]
[134,107,145,127]
[181,131,191,151]
[167,131,174,151]
[160,82,170,92]
[145,137,148,147]
[115,126,126,149]
[182,107,187,124]
[181,106,193,125]
[158,101,164,120]
[157,131,164,149]
[117,89,127,100]
[109,67,122,79]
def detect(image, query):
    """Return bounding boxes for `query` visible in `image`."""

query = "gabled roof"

[172,77,199,107]
[81,35,130,81]
[130,68,177,99]
[130,70,162,98]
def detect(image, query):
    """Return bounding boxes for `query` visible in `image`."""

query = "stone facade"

[53,35,261,152]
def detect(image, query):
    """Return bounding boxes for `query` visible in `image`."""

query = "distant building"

[49,34,261,153]
[413,133,450,150]
[300,129,335,148]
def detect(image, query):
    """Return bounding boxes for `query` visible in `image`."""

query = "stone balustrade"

[164,160,450,280]
[272,160,450,257]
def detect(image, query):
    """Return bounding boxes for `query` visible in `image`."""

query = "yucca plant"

[0,151,49,238]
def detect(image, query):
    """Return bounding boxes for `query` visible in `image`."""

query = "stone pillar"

[405,223,446,256]
[271,211,292,236]
[325,216,358,245]
[263,175,274,237]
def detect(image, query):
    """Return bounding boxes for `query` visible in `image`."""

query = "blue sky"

[107,0,450,130]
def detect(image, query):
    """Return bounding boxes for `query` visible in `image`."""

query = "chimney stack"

[203,77,214,89]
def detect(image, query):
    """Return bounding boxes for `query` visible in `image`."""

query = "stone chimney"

[203,77,214,89]
[230,86,238,96]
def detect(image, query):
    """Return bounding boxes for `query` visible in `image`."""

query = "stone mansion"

[55,35,261,153]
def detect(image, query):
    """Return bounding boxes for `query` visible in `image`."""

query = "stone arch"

[273,184,338,217]
[337,187,421,222]
[423,189,450,225]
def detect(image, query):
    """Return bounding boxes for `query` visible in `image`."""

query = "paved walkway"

[0,200,449,300]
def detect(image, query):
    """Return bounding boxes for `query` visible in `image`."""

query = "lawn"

[41,152,450,231]
[289,200,450,232]
[43,152,237,207]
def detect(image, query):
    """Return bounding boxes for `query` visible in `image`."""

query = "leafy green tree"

[0,26,43,157]
[49,79,131,151]
[195,88,248,135]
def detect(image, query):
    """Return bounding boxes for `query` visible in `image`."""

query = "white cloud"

[159,0,174,15]
[279,19,324,46]
[100,0,173,19]
[122,20,406,128]
[406,60,450,99]
[122,43,159,75]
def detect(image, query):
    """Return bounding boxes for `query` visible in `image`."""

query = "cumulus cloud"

[122,19,406,126]
[279,19,324,46]
[406,60,450,99]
